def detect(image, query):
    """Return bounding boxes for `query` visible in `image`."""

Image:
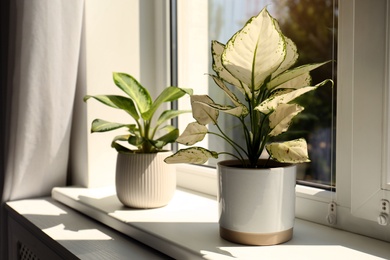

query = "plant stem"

[264,155,272,168]
[218,152,244,163]
[208,131,246,162]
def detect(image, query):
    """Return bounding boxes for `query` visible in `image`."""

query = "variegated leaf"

[222,8,286,91]
[164,147,218,164]
[176,122,208,146]
[266,138,310,163]
[191,95,219,125]
[271,36,298,79]
[256,79,331,114]
[269,104,304,136]
[267,61,330,90]
[273,72,312,91]
[205,102,248,117]
[210,75,241,107]
[211,41,251,97]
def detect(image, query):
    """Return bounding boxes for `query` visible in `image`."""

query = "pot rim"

[117,150,172,155]
[217,159,295,170]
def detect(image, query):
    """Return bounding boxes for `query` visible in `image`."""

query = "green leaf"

[111,134,131,150]
[267,61,330,90]
[176,122,208,146]
[128,136,144,147]
[142,87,192,120]
[111,142,133,153]
[113,72,152,114]
[126,124,138,134]
[164,147,218,164]
[84,95,139,120]
[266,138,310,163]
[111,134,130,143]
[152,128,179,148]
[156,110,192,128]
[91,119,129,133]
[256,79,332,114]
[269,104,304,136]
[159,124,176,133]
[222,8,286,91]
[191,95,219,125]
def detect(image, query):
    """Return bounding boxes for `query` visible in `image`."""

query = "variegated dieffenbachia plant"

[84,72,192,153]
[164,7,333,168]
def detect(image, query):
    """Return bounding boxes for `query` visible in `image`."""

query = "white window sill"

[51,186,390,259]
[5,198,168,259]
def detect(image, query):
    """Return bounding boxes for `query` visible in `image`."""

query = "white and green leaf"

[211,41,251,97]
[266,138,310,163]
[164,147,218,164]
[205,102,248,117]
[191,95,219,125]
[210,75,242,106]
[222,8,286,91]
[271,36,298,79]
[272,72,312,91]
[269,103,304,136]
[176,122,208,146]
[266,61,330,90]
[256,79,332,114]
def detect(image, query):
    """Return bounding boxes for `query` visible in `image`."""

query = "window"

[176,1,336,189]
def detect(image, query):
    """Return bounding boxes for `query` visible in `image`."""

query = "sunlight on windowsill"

[51,186,390,259]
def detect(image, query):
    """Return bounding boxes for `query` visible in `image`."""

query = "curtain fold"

[1,0,84,257]
[3,0,84,202]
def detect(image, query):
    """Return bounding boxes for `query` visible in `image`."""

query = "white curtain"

[3,0,84,201]
[1,0,84,257]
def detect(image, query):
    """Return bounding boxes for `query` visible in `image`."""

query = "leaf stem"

[218,152,244,163]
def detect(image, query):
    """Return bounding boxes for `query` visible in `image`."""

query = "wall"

[70,0,169,187]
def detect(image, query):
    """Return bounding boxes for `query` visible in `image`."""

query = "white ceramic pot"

[115,151,176,208]
[217,159,296,245]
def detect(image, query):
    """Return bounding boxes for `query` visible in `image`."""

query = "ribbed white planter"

[115,151,176,208]
[217,159,296,245]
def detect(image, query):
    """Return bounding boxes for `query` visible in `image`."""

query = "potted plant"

[84,72,192,208]
[165,7,333,245]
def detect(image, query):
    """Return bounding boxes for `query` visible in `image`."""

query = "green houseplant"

[84,72,192,208]
[165,8,333,245]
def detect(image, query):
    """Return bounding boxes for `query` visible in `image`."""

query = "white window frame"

[175,0,390,240]
[336,0,390,222]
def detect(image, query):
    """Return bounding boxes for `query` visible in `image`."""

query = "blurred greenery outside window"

[205,0,338,188]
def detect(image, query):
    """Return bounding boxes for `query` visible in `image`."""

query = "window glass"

[178,0,337,188]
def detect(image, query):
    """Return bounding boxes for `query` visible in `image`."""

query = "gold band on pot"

[220,226,293,246]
